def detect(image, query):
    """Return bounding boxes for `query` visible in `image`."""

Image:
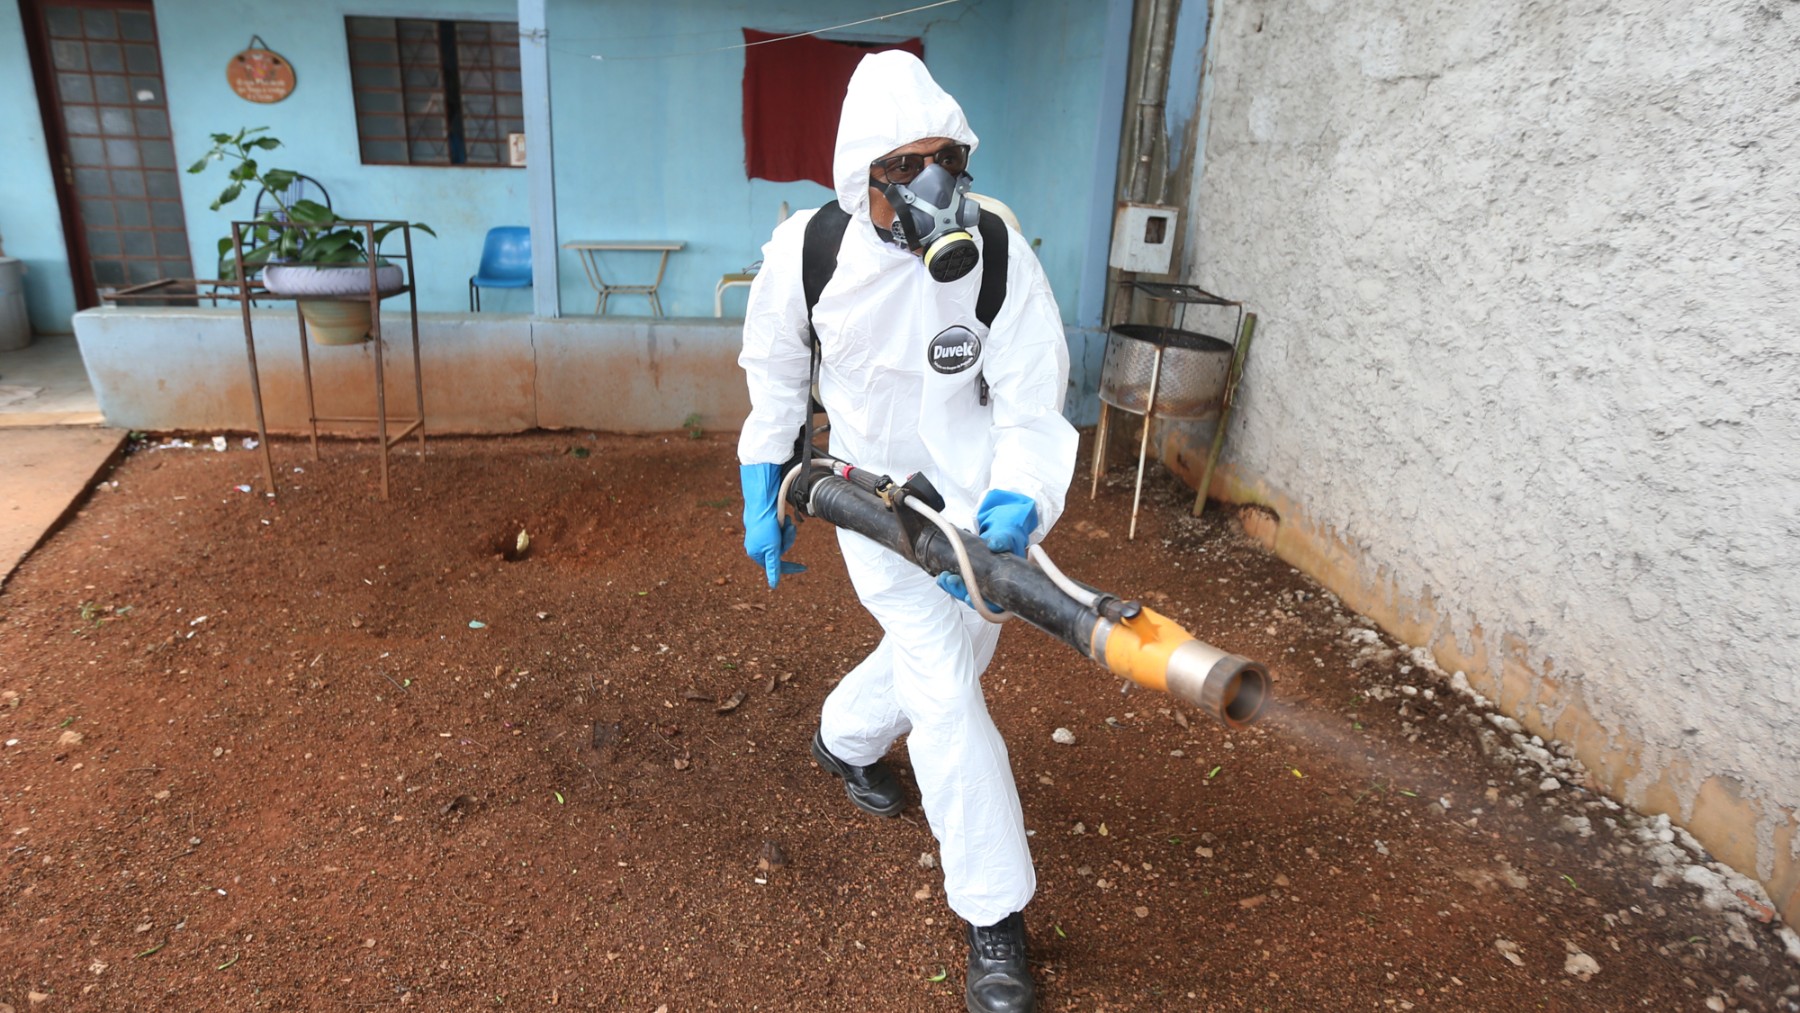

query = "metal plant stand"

[228,219,426,501]
[1090,283,1246,539]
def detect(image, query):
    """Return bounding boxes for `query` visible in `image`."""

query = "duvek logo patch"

[928,325,982,375]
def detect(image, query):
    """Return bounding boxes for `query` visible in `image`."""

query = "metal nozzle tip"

[1211,658,1269,727]
[1165,642,1270,728]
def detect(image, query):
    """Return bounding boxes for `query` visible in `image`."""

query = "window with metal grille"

[345,16,523,167]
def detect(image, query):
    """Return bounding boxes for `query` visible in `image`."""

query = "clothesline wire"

[582,0,962,61]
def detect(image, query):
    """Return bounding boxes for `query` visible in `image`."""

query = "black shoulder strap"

[802,201,852,345]
[796,201,850,437]
[974,208,1008,329]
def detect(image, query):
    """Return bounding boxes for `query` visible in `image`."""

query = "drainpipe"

[1128,0,1178,205]
[1106,0,1184,329]
[518,0,559,318]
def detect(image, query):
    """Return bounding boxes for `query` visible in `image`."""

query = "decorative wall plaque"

[228,36,295,104]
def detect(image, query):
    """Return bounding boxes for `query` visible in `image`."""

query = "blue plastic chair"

[469,227,532,310]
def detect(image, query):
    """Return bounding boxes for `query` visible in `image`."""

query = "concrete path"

[0,333,103,428]
[0,427,126,588]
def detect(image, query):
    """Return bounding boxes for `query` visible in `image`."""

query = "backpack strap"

[974,209,1009,405]
[802,201,852,345]
[791,202,850,467]
[974,208,1008,329]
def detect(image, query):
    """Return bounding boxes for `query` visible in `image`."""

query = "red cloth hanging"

[741,28,924,187]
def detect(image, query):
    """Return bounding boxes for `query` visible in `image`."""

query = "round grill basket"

[1097,325,1233,420]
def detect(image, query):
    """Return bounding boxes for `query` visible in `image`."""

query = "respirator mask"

[880,161,983,283]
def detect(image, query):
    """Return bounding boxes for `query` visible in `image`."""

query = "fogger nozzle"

[787,456,1270,727]
[1094,608,1269,728]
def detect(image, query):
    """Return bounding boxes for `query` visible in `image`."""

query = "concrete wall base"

[1175,455,1800,928]
[71,308,752,435]
[73,307,1100,436]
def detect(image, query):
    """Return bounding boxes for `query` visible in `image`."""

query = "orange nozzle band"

[1101,607,1191,694]
[1096,606,1269,726]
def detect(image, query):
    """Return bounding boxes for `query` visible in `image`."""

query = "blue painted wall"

[544,0,1118,321]
[8,0,1119,327]
[155,0,532,314]
[0,3,80,334]
[981,0,1123,328]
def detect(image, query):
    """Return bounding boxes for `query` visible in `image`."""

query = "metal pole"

[404,223,426,457]
[233,222,277,496]
[1128,344,1163,540]
[296,299,319,462]
[366,222,390,501]
[1089,401,1112,500]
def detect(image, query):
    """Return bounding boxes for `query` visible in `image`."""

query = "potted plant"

[187,127,434,345]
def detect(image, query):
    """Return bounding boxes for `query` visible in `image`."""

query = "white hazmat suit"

[737,51,1078,928]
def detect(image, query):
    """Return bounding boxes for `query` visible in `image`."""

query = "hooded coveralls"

[736,51,1078,928]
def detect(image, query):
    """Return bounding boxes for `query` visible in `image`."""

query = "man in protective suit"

[737,51,1076,1013]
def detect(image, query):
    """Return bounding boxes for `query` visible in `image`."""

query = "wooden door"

[21,0,193,306]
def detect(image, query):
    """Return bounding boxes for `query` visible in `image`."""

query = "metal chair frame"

[253,174,332,221]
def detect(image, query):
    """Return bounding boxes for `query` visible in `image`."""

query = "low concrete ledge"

[71,307,750,435]
[535,316,751,433]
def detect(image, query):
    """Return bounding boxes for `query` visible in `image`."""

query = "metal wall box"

[1108,202,1180,274]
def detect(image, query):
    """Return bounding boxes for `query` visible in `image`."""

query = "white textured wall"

[1185,0,1799,898]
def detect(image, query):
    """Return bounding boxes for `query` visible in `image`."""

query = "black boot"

[810,729,906,817]
[965,911,1035,1013]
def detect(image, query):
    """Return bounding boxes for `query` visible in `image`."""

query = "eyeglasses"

[869,144,970,185]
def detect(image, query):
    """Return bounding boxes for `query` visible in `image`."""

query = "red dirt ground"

[1,432,1796,1011]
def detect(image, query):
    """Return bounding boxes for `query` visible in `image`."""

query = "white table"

[561,240,684,316]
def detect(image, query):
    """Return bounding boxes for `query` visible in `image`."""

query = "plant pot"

[294,300,371,346]
[263,263,406,346]
[262,262,405,298]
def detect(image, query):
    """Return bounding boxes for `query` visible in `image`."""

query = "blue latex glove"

[936,490,1039,604]
[973,489,1039,557]
[740,463,806,589]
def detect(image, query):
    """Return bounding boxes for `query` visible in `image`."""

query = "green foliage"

[188,127,435,279]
